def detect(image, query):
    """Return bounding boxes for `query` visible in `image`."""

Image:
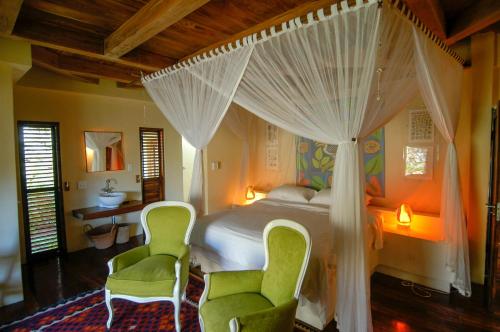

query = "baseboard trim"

[375,265,451,292]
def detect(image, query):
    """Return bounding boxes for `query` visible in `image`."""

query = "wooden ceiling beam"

[22,0,121,31]
[0,0,24,35]
[116,81,143,89]
[11,19,176,71]
[404,0,446,40]
[446,0,500,45]
[31,46,145,84]
[32,45,99,84]
[35,62,100,84]
[180,0,338,62]
[105,0,209,58]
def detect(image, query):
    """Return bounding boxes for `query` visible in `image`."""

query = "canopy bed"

[190,191,383,329]
[142,0,470,331]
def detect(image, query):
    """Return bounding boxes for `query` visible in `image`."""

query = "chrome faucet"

[102,178,117,194]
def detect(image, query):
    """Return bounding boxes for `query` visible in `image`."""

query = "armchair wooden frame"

[198,219,312,332]
[105,201,196,331]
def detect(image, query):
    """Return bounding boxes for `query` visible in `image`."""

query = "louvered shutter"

[140,128,164,204]
[18,122,65,259]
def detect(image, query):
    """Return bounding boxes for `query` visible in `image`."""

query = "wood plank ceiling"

[2,0,500,87]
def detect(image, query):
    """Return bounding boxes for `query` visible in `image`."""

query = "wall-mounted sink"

[98,192,126,208]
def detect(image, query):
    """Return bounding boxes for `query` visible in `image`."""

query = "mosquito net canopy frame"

[142,1,470,330]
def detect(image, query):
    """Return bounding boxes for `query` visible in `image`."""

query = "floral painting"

[296,128,385,196]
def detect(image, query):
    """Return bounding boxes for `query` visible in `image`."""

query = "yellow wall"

[372,96,447,213]
[205,124,243,213]
[0,65,24,306]
[456,69,472,218]
[468,33,495,284]
[248,99,453,215]
[14,69,183,254]
[0,38,31,307]
[248,116,297,191]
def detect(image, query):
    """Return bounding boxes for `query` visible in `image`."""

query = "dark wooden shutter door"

[18,122,66,260]
[140,128,164,204]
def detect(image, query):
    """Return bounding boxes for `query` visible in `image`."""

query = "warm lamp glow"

[396,203,412,226]
[245,186,256,200]
[244,187,267,205]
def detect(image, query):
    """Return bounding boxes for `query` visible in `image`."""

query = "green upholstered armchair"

[104,201,196,331]
[199,219,312,332]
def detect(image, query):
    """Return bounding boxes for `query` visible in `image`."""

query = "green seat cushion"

[201,293,274,332]
[106,255,177,297]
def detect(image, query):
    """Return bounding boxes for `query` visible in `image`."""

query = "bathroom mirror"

[84,131,124,172]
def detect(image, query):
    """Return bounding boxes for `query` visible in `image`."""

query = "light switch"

[77,181,87,190]
[211,161,222,170]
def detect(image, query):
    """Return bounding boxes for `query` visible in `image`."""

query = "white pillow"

[267,185,316,203]
[309,188,331,206]
[309,188,374,206]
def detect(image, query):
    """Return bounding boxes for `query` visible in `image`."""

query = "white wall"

[182,137,196,202]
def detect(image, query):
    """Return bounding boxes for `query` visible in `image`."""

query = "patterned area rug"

[1,274,316,332]
[1,275,204,332]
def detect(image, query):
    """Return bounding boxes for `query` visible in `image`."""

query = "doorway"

[485,102,500,312]
[17,121,66,262]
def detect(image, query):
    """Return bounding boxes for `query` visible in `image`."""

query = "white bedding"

[191,198,380,329]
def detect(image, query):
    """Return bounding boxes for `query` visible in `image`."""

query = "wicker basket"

[84,224,117,249]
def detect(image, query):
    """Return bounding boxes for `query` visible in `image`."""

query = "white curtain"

[223,104,252,204]
[361,5,418,134]
[235,1,381,330]
[413,27,471,296]
[143,0,472,328]
[143,45,254,212]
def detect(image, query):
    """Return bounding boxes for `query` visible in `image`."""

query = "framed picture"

[266,123,278,146]
[266,146,279,170]
[408,109,434,143]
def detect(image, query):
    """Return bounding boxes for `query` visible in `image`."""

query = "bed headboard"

[296,128,385,196]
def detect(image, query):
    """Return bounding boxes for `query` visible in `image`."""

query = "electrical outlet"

[77,181,87,190]
[136,175,141,183]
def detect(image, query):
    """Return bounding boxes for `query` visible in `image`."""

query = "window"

[405,109,434,180]
[140,128,164,204]
[405,145,433,179]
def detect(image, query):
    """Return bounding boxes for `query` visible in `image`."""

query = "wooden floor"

[1,235,499,332]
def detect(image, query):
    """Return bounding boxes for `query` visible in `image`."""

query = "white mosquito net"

[143,1,470,330]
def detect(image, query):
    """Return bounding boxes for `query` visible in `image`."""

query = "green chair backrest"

[145,205,192,256]
[261,225,308,307]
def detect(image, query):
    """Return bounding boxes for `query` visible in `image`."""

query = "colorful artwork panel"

[296,128,385,196]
